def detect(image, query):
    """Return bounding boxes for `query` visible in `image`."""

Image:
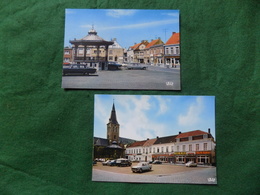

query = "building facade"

[125,129,216,165]
[108,38,124,64]
[164,32,180,68]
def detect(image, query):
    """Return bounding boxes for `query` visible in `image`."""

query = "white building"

[125,129,216,165]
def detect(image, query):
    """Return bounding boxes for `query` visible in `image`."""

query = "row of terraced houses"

[125,129,216,165]
[63,30,180,68]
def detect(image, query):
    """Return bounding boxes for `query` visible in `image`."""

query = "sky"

[64,9,179,48]
[94,95,216,141]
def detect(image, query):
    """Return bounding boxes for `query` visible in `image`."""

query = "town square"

[92,95,216,184]
[62,9,180,90]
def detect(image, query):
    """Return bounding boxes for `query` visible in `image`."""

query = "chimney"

[156,136,159,138]
[179,131,181,134]
[147,138,149,140]
[172,32,176,35]
[208,128,211,134]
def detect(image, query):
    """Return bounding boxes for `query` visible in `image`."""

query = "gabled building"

[108,38,124,64]
[164,32,180,68]
[144,38,164,64]
[129,40,149,63]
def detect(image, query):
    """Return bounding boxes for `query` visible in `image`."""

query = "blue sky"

[64,9,179,48]
[94,95,216,141]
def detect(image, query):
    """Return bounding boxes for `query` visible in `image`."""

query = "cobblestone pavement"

[92,162,217,184]
[62,66,180,90]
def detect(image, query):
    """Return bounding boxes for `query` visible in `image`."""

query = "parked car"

[107,62,122,70]
[102,160,111,166]
[152,160,162,164]
[63,64,97,76]
[108,160,117,166]
[127,63,147,70]
[131,162,152,173]
[116,158,132,167]
[185,161,197,167]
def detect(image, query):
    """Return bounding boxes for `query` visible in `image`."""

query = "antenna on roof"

[163,28,168,42]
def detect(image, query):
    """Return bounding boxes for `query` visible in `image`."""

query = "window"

[189,144,192,151]
[161,147,164,153]
[177,146,179,152]
[176,47,180,54]
[114,135,116,139]
[109,50,113,54]
[157,147,159,153]
[171,47,174,54]
[196,144,199,151]
[204,143,208,151]
[166,48,169,54]
[64,51,70,55]
[171,146,174,152]
[166,146,169,152]
[153,147,155,153]
[182,145,186,152]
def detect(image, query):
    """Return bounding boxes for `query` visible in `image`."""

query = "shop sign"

[187,152,195,155]
[196,151,211,155]
[174,152,186,155]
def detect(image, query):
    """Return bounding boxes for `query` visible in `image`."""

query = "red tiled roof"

[165,32,180,45]
[145,39,159,49]
[131,42,142,50]
[128,140,147,148]
[176,130,208,139]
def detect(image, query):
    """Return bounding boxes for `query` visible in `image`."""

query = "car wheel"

[139,169,143,173]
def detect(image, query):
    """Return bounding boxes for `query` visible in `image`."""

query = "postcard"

[62,9,181,90]
[92,95,217,184]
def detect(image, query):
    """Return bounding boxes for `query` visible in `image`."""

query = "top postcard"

[62,9,180,90]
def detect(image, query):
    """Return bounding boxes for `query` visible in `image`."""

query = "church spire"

[109,102,118,124]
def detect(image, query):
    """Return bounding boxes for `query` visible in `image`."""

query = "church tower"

[107,102,120,145]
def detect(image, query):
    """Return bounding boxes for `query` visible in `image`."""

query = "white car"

[131,162,152,173]
[185,161,197,167]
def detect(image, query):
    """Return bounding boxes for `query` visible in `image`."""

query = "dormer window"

[203,134,208,139]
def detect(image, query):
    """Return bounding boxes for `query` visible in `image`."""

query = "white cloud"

[113,95,167,140]
[162,13,179,18]
[103,19,178,30]
[154,96,169,115]
[106,9,136,18]
[178,97,204,127]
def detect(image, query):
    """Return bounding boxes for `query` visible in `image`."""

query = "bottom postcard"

[92,94,217,184]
